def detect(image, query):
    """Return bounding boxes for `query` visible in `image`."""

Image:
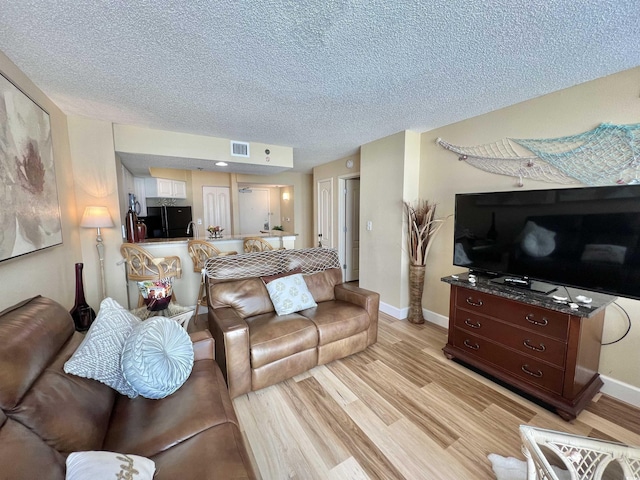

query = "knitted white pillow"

[64,297,140,398]
[265,273,317,315]
[121,317,194,399]
[66,451,155,480]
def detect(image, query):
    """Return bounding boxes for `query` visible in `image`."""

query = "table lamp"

[80,206,114,300]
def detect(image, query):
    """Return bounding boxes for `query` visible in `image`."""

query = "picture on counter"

[0,71,62,262]
[138,279,174,311]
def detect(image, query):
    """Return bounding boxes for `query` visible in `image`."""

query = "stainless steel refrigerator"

[145,206,193,239]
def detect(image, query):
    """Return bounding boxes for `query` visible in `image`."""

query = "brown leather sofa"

[205,247,379,398]
[0,296,255,479]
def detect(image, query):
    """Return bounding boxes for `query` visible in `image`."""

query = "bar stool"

[243,237,275,253]
[120,243,182,307]
[187,240,237,318]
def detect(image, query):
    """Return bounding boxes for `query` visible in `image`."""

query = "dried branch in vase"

[404,200,448,266]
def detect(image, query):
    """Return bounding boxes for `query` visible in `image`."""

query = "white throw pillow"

[520,221,556,258]
[64,297,140,398]
[121,317,194,399]
[66,451,155,480]
[265,273,317,315]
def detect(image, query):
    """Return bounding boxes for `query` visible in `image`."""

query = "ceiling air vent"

[231,141,250,158]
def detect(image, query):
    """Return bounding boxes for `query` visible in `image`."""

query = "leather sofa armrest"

[334,283,380,346]
[190,330,215,361]
[208,307,252,398]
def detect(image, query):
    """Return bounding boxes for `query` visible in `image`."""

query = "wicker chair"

[187,240,237,318]
[520,425,640,480]
[243,237,275,253]
[120,243,182,307]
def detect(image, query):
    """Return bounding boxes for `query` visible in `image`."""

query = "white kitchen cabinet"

[144,177,187,198]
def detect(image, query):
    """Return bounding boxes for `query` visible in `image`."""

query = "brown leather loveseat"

[205,247,379,398]
[0,296,255,479]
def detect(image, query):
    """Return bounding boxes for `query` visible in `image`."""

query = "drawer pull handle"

[525,314,548,326]
[464,319,481,329]
[521,365,543,378]
[523,339,546,352]
[466,297,483,307]
[463,339,480,350]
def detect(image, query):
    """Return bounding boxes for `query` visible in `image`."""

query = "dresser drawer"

[455,289,570,340]
[453,309,567,367]
[452,328,564,395]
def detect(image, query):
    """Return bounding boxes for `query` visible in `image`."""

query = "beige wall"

[114,124,294,170]
[279,186,295,233]
[67,117,127,308]
[360,131,420,307]
[0,52,81,310]
[420,66,640,387]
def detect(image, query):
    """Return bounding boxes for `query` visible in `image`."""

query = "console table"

[441,273,615,420]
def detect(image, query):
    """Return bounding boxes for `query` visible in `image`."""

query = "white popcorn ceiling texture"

[1,0,639,172]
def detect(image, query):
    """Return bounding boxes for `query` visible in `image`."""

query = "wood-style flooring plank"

[230,312,640,479]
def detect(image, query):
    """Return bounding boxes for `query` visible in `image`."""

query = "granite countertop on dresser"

[441,272,616,318]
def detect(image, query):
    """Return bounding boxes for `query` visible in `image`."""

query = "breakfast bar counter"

[124,232,297,310]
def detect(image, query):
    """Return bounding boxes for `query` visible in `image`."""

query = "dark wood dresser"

[442,273,615,420]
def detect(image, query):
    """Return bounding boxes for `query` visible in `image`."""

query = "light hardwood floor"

[195,313,640,479]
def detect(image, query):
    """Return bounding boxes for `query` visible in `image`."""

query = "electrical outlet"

[197,218,202,225]
[366,221,373,231]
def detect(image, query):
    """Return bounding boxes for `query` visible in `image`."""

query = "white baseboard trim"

[379,303,449,329]
[423,308,449,329]
[379,302,406,320]
[600,375,640,408]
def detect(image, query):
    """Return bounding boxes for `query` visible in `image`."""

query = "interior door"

[317,179,333,248]
[203,186,231,236]
[344,178,360,281]
[239,188,270,234]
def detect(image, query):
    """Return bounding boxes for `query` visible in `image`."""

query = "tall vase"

[407,263,426,324]
[69,263,96,332]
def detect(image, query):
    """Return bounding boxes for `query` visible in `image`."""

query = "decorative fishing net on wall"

[437,123,640,186]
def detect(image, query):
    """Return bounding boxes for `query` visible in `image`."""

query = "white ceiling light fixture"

[215,161,228,166]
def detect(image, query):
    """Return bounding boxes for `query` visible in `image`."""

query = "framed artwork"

[0,71,62,261]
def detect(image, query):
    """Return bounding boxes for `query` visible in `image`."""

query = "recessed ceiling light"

[215,162,228,167]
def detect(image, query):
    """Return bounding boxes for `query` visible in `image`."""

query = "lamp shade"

[80,206,114,229]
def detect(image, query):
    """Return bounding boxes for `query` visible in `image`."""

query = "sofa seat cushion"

[299,300,370,345]
[151,422,255,480]
[0,411,66,479]
[246,312,318,369]
[103,359,238,458]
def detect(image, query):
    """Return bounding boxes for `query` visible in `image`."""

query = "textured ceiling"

[1,1,639,174]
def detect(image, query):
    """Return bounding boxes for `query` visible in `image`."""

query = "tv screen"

[454,184,640,299]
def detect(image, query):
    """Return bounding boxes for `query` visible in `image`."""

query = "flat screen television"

[453,184,640,299]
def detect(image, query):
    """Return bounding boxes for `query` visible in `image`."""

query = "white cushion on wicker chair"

[121,317,194,399]
[64,297,140,398]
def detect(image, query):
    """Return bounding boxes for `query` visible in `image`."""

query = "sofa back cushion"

[206,248,344,315]
[209,278,275,319]
[303,269,343,303]
[0,296,116,454]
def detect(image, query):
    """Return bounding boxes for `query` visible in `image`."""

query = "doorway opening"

[339,176,360,282]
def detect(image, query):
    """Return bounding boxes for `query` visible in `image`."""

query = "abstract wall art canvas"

[0,71,62,261]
